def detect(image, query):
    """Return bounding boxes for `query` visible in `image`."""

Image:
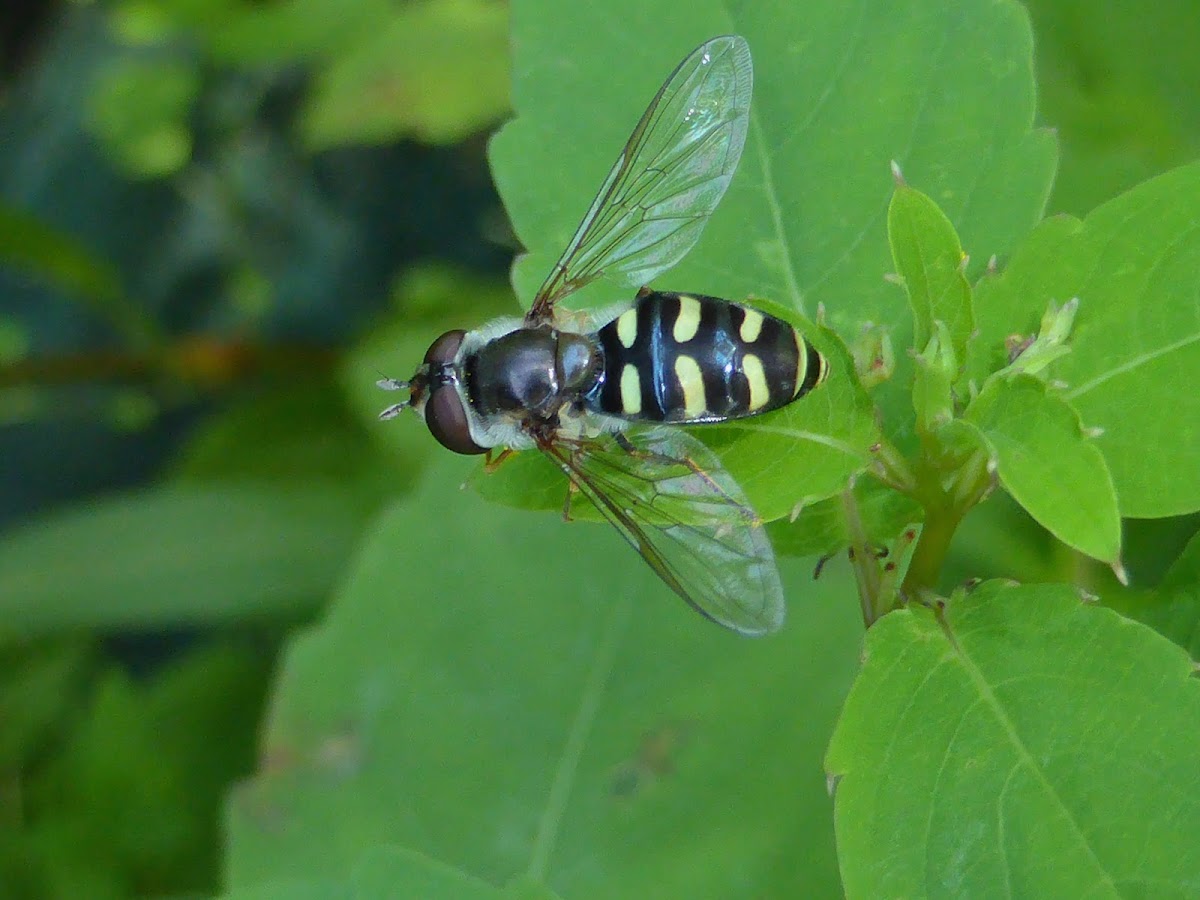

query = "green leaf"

[1106,528,1200,659]
[827,581,1200,898]
[224,457,864,897]
[887,182,974,364]
[0,485,369,634]
[300,0,510,148]
[964,375,1121,565]
[491,0,1053,339]
[971,162,1200,518]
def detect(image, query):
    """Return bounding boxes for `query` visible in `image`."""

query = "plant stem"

[901,450,993,598]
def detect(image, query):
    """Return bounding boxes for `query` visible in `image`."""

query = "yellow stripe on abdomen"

[793,330,809,397]
[740,308,764,342]
[673,355,707,418]
[672,295,702,342]
[742,353,769,411]
[620,364,642,415]
[616,308,638,349]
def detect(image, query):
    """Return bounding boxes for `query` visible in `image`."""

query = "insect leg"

[484,447,516,473]
[561,477,581,522]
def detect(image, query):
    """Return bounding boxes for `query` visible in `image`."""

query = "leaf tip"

[1111,559,1129,586]
[889,159,906,186]
[825,771,841,797]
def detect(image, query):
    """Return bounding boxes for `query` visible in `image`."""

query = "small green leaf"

[0,485,368,634]
[972,162,1200,518]
[965,375,1121,564]
[828,581,1200,898]
[887,182,974,364]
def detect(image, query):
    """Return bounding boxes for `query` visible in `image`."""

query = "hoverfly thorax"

[465,327,603,420]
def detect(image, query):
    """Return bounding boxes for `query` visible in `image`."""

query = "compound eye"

[426,386,486,455]
[424,330,467,367]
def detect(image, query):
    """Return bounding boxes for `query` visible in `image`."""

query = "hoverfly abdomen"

[591,290,827,424]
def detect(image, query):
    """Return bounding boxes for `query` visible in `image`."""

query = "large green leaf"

[0,485,368,635]
[828,581,1200,898]
[224,457,864,897]
[971,163,1200,518]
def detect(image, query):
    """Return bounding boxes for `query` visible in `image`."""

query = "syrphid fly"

[379,36,828,635]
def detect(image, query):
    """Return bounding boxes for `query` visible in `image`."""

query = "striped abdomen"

[588,290,827,423]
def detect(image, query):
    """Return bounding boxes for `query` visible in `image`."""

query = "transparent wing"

[527,35,753,323]
[536,427,784,635]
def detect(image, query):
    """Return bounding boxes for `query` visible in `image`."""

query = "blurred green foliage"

[0,0,1198,897]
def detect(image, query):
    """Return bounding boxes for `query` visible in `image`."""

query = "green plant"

[217,1,1200,898]
[4,0,1200,896]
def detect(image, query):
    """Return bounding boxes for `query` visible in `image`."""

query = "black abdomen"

[588,290,826,423]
